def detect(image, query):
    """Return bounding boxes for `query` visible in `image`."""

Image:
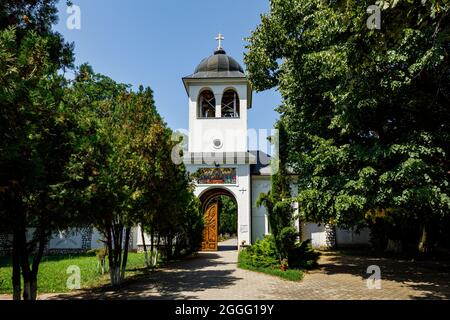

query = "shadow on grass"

[49,252,241,300]
[317,249,450,299]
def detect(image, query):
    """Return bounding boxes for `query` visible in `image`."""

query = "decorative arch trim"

[198,187,238,212]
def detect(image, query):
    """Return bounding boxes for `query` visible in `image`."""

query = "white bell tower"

[182,35,255,249]
[182,37,252,154]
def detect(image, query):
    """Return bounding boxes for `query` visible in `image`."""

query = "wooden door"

[201,200,218,251]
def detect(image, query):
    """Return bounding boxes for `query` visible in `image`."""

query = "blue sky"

[54,0,281,131]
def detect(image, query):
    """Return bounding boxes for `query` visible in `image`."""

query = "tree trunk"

[106,227,118,287]
[418,225,429,253]
[28,235,46,300]
[108,223,124,288]
[153,234,161,268]
[150,228,155,269]
[385,239,402,253]
[173,236,181,258]
[12,229,21,300]
[141,227,149,267]
[166,236,173,260]
[22,282,31,301]
[29,277,38,301]
[18,227,31,300]
[120,227,131,280]
[152,246,158,268]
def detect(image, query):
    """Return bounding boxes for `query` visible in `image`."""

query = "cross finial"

[215,33,224,50]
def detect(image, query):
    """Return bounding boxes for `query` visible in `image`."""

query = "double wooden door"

[201,200,218,251]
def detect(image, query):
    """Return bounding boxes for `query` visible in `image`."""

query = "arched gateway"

[199,188,237,251]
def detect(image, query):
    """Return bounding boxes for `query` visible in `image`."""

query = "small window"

[221,89,240,118]
[198,90,216,118]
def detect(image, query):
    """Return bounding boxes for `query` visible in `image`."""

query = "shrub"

[239,236,279,268]
[239,235,320,271]
[173,197,204,258]
[279,226,298,259]
[288,239,321,269]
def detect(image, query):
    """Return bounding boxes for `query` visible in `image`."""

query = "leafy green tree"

[137,127,203,263]
[218,196,237,236]
[65,65,202,285]
[246,0,450,252]
[0,0,75,300]
[256,121,296,259]
[64,65,164,286]
[149,141,202,260]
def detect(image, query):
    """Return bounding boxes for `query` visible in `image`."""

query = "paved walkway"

[3,239,449,300]
[43,239,450,300]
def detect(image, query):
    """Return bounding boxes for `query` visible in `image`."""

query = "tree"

[64,65,203,285]
[0,0,75,300]
[147,140,202,261]
[256,124,295,259]
[218,196,237,236]
[133,121,203,263]
[245,0,450,252]
[64,65,163,286]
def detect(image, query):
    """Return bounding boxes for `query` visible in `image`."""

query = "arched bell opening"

[197,89,216,118]
[221,89,240,118]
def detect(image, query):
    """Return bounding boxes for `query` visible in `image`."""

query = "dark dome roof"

[186,49,245,79]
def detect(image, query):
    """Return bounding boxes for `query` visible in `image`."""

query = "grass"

[0,252,149,295]
[237,251,304,282]
[238,262,304,281]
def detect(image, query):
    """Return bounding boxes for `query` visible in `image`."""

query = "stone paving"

[2,239,449,300]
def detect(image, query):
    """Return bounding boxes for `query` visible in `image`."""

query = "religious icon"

[194,167,236,185]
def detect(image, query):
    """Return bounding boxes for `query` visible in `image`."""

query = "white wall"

[301,223,327,248]
[301,223,370,248]
[48,230,83,249]
[136,224,150,246]
[250,176,301,243]
[47,228,138,250]
[90,229,104,249]
[336,227,370,246]
[251,176,271,241]
[251,176,371,248]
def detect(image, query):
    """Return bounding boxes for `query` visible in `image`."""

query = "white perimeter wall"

[48,230,83,249]
[46,228,138,250]
[251,176,270,242]
[251,176,370,248]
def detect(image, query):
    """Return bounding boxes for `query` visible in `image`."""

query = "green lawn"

[237,246,306,282]
[237,258,304,282]
[238,251,303,281]
[0,252,148,294]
